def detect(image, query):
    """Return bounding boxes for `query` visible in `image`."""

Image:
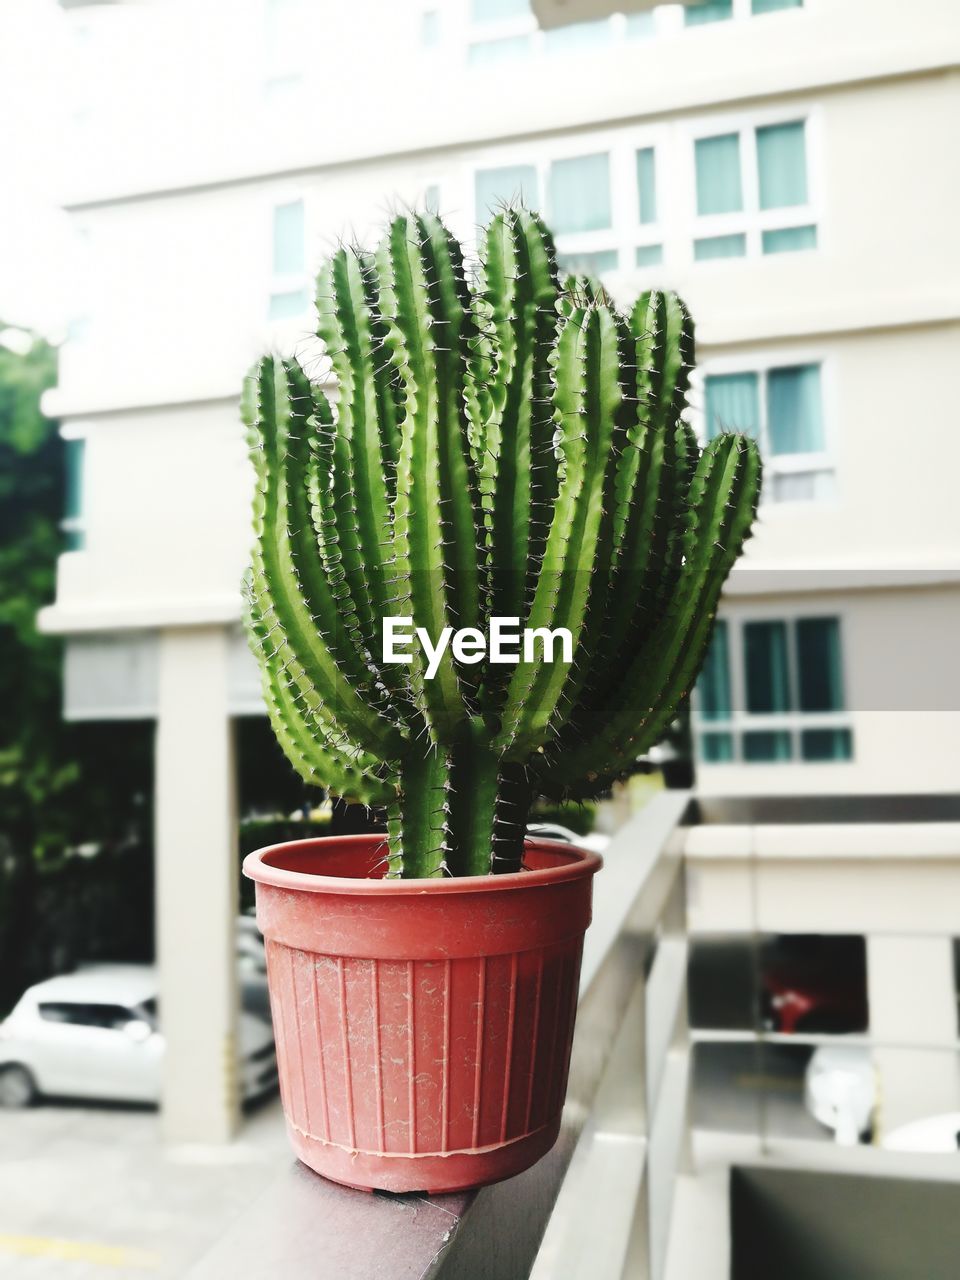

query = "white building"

[40,0,960,1138]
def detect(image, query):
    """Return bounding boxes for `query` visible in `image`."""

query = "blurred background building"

[2,0,958,1274]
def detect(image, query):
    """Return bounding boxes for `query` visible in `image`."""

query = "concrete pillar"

[867,935,960,1137]
[155,626,240,1143]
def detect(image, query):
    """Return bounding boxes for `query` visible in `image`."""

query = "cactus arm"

[543,434,761,789]
[250,622,393,807]
[495,303,623,759]
[377,214,474,739]
[417,213,484,637]
[315,249,398,654]
[473,210,560,626]
[244,356,404,758]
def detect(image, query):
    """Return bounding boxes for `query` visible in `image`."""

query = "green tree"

[0,329,153,1010]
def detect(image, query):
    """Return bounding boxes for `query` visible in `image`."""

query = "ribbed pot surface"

[243,834,601,1193]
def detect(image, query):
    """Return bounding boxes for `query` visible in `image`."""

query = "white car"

[882,1113,960,1154]
[804,1045,876,1145]
[0,965,277,1108]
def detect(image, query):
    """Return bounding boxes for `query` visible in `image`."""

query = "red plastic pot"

[243,834,602,1193]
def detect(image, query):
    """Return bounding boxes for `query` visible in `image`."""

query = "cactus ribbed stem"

[245,209,761,877]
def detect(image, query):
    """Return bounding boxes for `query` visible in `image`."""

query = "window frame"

[265,191,312,330]
[424,0,808,66]
[679,103,822,265]
[60,423,89,554]
[691,345,836,507]
[464,123,670,276]
[694,609,854,766]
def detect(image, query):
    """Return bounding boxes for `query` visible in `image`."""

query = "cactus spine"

[244,208,761,878]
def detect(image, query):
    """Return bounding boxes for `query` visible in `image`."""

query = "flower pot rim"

[243,832,602,897]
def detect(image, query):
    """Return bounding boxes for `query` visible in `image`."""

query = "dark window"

[38,1002,138,1031]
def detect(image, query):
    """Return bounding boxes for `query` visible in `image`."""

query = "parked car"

[804,1045,876,1145]
[0,965,277,1108]
[881,1113,960,1154]
[527,822,610,855]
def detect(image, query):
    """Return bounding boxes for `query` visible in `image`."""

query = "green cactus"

[243,207,761,878]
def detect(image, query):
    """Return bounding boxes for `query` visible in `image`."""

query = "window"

[704,362,829,502]
[625,12,657,39]
[695,134,743,215]
[39,1002,138,1030]
[636,148,657,224]
[549,154,612,234]
[695,615,852,764]
[475,164,539,225]
[62,437,86,552]
[686,0,803,20]
[693,119,815,260]
[264,0,308,99]
[544,20,614,54]
[473,133,666,279]
[685,2,733,27]
[472,0,531,19]
[752,0,802,12]
[756,122,808,208]
[468,35,532,65]
[269,199,309,322]
[421,9,441,45]
[557,249,619,277]
[465,6,649,67]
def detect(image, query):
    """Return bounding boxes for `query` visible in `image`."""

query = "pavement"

[692,1040,829,1142]
[0,1095,289,1279]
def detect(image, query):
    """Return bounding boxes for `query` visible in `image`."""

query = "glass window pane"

[269,287,309,320]
[743,730,793,762]
[475,164,539,224]
[698,620,731,721]
[636,244,664,267]
[796,617,844,712]
[767,364,823,455]
[421,10,440,45]
[626,12,656,38]
[801,728,852,762]
[756,121,808,209]
[272,200,305,275]
[685,1,733,25]
[753,0,803,13]
[471,0,531,21]
[549,153,612,233]
[695,134,743,214]
[705,373,760,441]
[701,732,735,763]
[556,249,618,277]
[771,471,834,503]
[545,19,613,53]
[694,233,747,261]
[744,620,791,713]
[468,35,531,66]
[65,438,85,521]
[636,147,657,224]
[763,225,817,254]
[64,438,85,550]
[423,184,440,213]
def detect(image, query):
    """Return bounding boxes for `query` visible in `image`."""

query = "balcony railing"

[186,790,960,1279]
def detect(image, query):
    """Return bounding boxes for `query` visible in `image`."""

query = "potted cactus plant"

[242,207,760,1193]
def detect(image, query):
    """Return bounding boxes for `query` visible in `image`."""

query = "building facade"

[43,0,960,1136]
